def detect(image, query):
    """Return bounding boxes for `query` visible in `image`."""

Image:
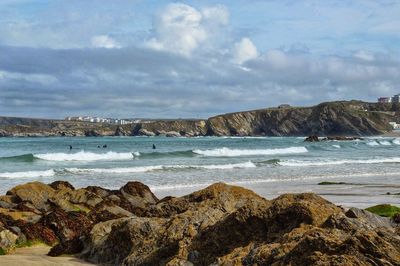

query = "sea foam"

[34,150,135,161]
[0,169,55,179]
[192,147,308,157]
[64,161,256,174]
[279,157,400,167]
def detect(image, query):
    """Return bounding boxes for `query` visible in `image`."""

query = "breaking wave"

[192,147,308,157]
[63,161,256,174]
[0,169,55,179]
[33,151,135,161]
[279,157,400,167]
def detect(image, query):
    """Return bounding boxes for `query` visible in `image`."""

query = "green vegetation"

[15,239,48,249]
[0,247,6,255]
[366,204,400,218]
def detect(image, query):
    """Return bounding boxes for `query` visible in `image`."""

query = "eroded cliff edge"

[1,100,399,137]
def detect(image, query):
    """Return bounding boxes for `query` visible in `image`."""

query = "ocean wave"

[279,157,400,167]
[34,150,135,161]
[393,138,400,145]
[366,141,380,146]
[192,147,308,157]
[135,150,195,159]
[332,144,341,149]
[63,161,256,174]
[379,140,392,146]
[0,153,36,162]
[0,169,55,179]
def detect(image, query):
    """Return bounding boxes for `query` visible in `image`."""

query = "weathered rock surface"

[1,100,399,137]
[0,181,399,266]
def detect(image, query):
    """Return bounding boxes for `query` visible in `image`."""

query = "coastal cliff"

[0,181,399,265]
[1,101,398,137]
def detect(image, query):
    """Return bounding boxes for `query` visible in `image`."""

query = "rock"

[346,207,394,228]
[114,126,128,136]
[304,135,319,142]
[1,180,400,265]
[88,202,133,223]
[322,136,364,141]
[120,182,158,205]
[0,207,41,223]
[49,187,102,213]
[40,208,93,243]
[7,182,55,211]
[0,229,18,251]
[48,238,84,256]
[84,129,102,137]
[138,128,156,136]
[85,186,111,198]
[393,213,400,223]
[80,184,400,265]
[49,181,75,191]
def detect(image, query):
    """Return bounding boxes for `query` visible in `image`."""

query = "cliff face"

[207,101,395,136]
[0,101,398,137]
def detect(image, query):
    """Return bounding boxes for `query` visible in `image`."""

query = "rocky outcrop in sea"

[0,181,399,265]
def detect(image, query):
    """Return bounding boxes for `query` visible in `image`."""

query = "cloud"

[146,3,229,56]
[232,38,259,64]
[0,2,400,119]
[91,35,121,49]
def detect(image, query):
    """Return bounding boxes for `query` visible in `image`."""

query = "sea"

[0,136,399,208]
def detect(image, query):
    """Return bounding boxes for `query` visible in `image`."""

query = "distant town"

[378,94,400,103]
[65,116,136,125]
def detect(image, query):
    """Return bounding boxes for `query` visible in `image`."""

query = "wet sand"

[0,244,94,266]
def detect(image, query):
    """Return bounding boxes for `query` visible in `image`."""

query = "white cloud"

[146,3,229,56]
[232,38,259,64]
[354,50,375,61]
[91,35,121,49]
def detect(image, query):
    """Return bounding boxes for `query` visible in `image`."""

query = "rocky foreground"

[1,100,400,137]
[0,181,399,265]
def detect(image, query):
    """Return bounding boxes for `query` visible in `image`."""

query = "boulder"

[49,181,75,191]
[6,182,55,211]
[304,135,319,142]
[0,229,18,251]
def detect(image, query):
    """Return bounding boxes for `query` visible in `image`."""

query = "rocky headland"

[1,100,400,137]
[0,181,399,265]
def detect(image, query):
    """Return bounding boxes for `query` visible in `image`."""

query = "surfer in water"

[69,145,72,150]
[152,144,156,149]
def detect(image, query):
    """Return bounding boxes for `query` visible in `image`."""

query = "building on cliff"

[65,116,132,125]
[378,94,400,103]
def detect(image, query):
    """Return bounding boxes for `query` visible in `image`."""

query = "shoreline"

[0,244,93,265]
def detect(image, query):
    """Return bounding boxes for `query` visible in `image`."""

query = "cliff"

[0,101,398,137]
[0,181,399,265]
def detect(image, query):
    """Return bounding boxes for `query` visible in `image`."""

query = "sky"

[1,0,400,119]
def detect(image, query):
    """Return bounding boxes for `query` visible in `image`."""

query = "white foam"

[0,169,55,179]
[332,144,341,149]
[192,147,308,157]
[393,138,400,145]
[279,157,400,167]
[366,141,380,146]
[34,150,135,161]
[64,161,256,174]
[379,140,391,146]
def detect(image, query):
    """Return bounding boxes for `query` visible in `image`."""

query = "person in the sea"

[152,144,156,149]
[103,144,107,148]
[69,145,72,150]
[97,145,101,148]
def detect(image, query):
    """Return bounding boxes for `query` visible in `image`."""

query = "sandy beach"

[0,244,93,266]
